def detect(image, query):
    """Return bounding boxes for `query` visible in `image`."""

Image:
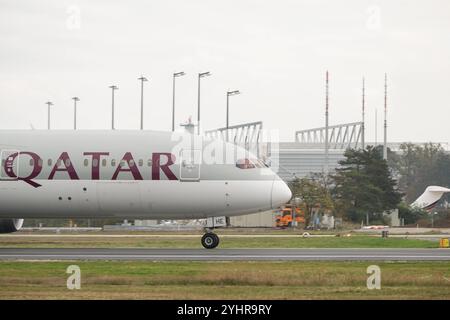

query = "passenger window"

[111,159,116,166]
[48,159,52,166]
[65,159,71,167]
[57,159,62,167]
[29,158,34,166]
[84,159,89,167]
[102,159,106,167]
[93,159,98,167]
[147,159,152,166]
[120,160,126,167]
[129,159,135,167]
[138,159,143,167]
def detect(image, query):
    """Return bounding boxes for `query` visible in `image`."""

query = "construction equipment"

[275,204,305,228]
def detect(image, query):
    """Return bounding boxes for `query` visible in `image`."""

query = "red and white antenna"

[383,73,388,160]
[362,77,365,149]
[324,70,329,174]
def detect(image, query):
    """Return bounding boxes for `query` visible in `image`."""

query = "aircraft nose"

[271,178,292,209]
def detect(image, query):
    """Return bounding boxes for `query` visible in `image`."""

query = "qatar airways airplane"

[0,130,292,248]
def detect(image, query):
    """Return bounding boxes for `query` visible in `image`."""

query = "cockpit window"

[236,158,267,169]
[236,159,255,169]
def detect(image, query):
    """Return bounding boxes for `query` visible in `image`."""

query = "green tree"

[289,177,334,227]
[397,202,427,225]
[332,146,402,223]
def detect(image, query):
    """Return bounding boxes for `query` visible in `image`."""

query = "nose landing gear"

[201,216,226,249]
[201,231,220,249]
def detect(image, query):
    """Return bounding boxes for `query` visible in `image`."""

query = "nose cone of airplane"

[271,178,292,209]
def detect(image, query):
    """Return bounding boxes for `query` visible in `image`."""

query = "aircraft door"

[0,150,20,180]
[180,149,201,181]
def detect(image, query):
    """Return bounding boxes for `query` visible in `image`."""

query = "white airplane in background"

[412,186,450,211]
[0,130,292,249]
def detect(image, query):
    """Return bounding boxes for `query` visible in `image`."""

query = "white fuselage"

[0,130,291,220]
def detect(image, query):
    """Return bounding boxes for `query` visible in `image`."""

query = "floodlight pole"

[172,72,186,132]
[226,90,240,141]
[109,85,118,130]
[72,97,80,130]
[45,101,53,130]
[138,76,148,130]
[197,71,211,135]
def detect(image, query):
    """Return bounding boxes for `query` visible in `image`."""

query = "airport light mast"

[383,73,388,160]
[138,76,148,130]
[172,71,186,132]
[45,101,53,130]
[72,97,80,130]
[361,77,365,150]
[109,85,118,130]
[375,108,378,145]
[226,90,240,141]
[197,71,211,135]
[324,71,329,174]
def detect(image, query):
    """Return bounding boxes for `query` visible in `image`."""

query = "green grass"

[0,235,438,248]
[0,261,449,299]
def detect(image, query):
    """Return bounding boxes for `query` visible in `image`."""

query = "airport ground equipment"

[275,204,305,228]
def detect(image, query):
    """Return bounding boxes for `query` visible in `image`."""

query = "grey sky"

[1,0,449,143]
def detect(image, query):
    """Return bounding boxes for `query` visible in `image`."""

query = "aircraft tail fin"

[411,186,450,211]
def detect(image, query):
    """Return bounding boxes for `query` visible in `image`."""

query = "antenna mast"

[383,73,388,160]
[362,77,365,150]
[324,71,329,174]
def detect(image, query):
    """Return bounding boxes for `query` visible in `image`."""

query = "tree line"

[289,143,450,226]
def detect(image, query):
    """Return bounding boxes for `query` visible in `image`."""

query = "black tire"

[201,232,220,249]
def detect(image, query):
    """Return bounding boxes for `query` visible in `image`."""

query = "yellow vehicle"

[275,204,305,228]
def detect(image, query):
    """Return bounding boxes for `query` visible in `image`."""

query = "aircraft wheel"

[201,232,220,249]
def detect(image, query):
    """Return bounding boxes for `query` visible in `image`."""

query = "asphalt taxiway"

[0,248,449,261]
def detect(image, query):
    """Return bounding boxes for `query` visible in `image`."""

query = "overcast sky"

[1,0,449,143]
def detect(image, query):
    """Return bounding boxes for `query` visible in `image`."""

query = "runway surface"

[1,248,450,261]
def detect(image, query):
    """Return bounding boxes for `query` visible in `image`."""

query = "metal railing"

[295,121,363,149]
[205,121,263,157]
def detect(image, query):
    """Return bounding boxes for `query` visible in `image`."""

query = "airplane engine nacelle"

[0,219,24,233]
